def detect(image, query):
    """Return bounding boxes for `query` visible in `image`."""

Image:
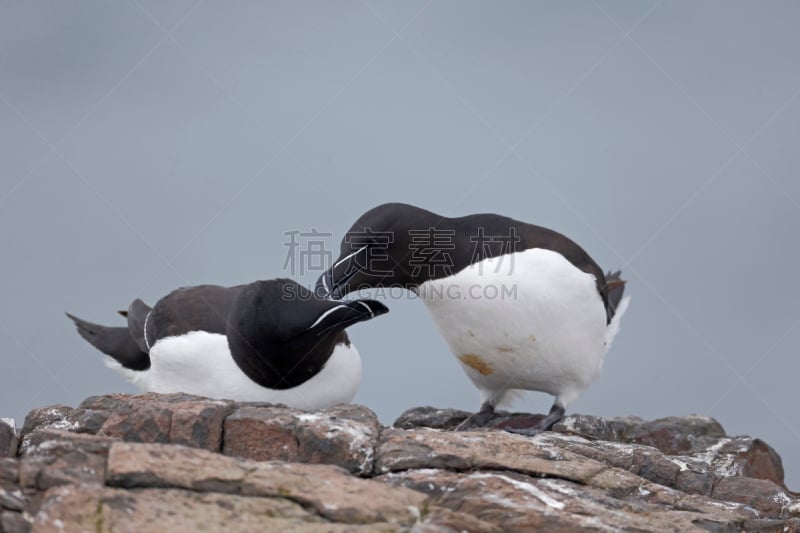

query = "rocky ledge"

[1,394,798,532]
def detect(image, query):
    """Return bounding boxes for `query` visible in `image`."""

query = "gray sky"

[1,2,798,488]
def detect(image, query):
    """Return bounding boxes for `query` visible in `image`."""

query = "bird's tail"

[605,270,627,317]
[65,313,151,371]
[603,270,630,357]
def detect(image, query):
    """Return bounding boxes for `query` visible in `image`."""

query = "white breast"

[105,331,361,411]
[418,247,618,409]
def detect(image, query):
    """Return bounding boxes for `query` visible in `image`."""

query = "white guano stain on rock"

[669,458,690,472]
[296,411,376,474]
[538,478,578,496]
[44,409,80,432]
[686,437,738,476]
[470,472,565,510]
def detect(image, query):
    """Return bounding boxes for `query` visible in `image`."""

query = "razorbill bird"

[67,278,388,410]
[316,203,629,433]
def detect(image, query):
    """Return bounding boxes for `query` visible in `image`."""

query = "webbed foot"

[504,403,564,436]
[455,402,496,431]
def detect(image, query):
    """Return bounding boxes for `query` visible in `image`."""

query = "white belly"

[417,248,609,408]
[107,331,362,411]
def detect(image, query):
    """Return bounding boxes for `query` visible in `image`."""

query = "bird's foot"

[505,426,545,437]
[502,403,565,437]
[455,403,497,431]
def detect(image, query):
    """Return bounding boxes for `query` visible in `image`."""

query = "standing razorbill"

[67,278,387,410]
[316,203,629,433]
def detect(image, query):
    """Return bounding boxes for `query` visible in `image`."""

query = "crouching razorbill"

[67,278,387,410]
[316,202,629,434]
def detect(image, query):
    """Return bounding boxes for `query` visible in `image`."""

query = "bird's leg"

[505,402,565,436]
[455,401,497,431]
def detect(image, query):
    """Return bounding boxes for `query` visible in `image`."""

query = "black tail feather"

[605,270,627,318]
[65,313,150,371]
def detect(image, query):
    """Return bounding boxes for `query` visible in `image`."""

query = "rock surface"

[223,404,379,475]
[0,419,16,458]
[0,394,797,532]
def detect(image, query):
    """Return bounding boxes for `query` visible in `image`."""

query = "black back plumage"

[318,202,625,323]
[146,284,246,345]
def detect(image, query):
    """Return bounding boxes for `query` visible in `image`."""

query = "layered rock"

[0,395,797,532]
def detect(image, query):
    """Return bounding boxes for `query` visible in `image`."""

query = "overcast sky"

[1,1,798,488]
